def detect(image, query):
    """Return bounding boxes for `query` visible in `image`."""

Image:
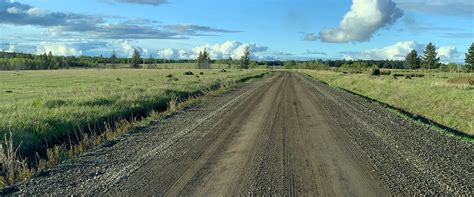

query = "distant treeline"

[1,45,472,72]
[0,51,196,70]
[0,52,406,71]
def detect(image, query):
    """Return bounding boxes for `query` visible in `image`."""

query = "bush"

[369,68,380,76]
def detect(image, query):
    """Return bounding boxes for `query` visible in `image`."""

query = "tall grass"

[0,68,267,186]
[0,69,266,154]
[302,70,473,136]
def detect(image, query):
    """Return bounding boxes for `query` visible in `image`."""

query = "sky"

[0,0,473,62]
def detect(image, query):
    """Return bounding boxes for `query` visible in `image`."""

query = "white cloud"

[0,43,16,52]
[191,40,267,60]
[119,40,148,57]
[438,46,459,63]
[33,40,108,56]
[6,7,20,14]
[26,7,48,17]
[319,0,403,43]
[350,41,423,60]
[341,41,460,62]
[158,48,180,59]
[156,40,289,60]
[36,42,83,56]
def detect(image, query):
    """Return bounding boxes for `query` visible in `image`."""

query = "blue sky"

[0,0,473,62]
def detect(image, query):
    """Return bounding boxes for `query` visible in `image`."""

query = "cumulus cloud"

[0,0,239,40]
[36,42,83,56]
[191,40,268,60]
[341,41,422,60]
[341,41,460,62]
[158,48,190,59]
[156,40,288,60]
[119,40,148,57]
[437,46,460,63]
[319,0,403,43]
[0,43,16,52]
[394,0,473,17]
[104,0,168,6]
[35,40,108,56]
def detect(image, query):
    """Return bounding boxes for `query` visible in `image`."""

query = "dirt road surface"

[7,72,473,195]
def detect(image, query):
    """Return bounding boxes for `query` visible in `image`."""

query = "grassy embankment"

[302,70,473,136]
[0,69,266,153]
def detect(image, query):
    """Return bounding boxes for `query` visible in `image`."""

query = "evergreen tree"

[197,49,211,69]
[422,42,440,70]
[465,43,474,71]
[405,49,420,70]
[111,50,117,69]
[226,57,233,69]
[240,46,250,69]
[47,51,54,69]
[131,48,141,68]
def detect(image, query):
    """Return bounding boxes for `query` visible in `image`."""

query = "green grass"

[104,63,236,69]
[302,70,474,136]
[0,69,266,152]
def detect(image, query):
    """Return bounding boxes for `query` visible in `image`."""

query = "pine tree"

[226,57,233,69]
[422,42,440,70]
[405,49,420,70]
[111,50,117,69]
[240,46,250,69]
[131,48,141,68]
[197,49,211,69]
[465,43,474,71]
[46,51,54,69]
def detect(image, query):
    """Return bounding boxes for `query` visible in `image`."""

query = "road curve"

[8,72,473,195]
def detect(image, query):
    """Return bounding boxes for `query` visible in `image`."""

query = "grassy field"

[0,69,266,153]
[106,63,237,69]
[302,70,473,136]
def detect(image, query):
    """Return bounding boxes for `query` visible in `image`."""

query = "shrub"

[369,68,380,76]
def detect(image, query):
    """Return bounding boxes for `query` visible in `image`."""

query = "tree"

[405,49,420,70]
[197,49,211,69]
[284,60,296,69]
[465,43,474,71]
[422,42,440,70]
[240,46,250,69]
[110,50,117,69]
[47,51,54,69]
[131,48,141,68]
[226,57,233,69]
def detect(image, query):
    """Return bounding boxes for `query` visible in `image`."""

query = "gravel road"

[6,71,473,195]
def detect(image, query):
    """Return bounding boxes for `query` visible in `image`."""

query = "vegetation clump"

[197,49,211,69]
[380,70,391,75]
[369,68,380,76]
[448,77,474,85]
